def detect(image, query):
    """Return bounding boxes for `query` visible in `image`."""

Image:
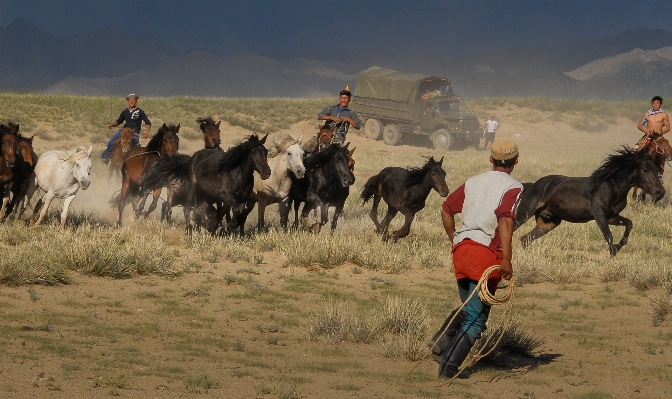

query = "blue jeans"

[102,130,139,159]
[457,278,492,342]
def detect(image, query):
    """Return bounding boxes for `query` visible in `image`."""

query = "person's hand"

[498,259,513,281]
[107,124,114,129]
[142,134,149,140]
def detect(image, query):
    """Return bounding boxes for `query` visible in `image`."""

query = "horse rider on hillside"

[434,138,522,380]
[101,94,152,164]
[317,85,361,144]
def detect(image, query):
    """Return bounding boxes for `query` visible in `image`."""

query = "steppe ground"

[0,103,671,399]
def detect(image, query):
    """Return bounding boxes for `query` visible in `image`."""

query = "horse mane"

[303,143,341,170]
[586,146,648,193]
[403,157,441,188]
[0,122,19,136]
[197,117,218,132]
[57,146,90,164]
[267,132,300,158]
[218,134,264,172]
[147,123,179,152]
[300,135,318,153]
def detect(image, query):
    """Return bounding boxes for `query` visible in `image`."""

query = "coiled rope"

[404,265,515,383]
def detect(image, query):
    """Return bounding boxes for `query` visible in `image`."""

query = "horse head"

[250,134,271,180]
[282,135,305,179]
[425,156,449,197]
[197,117,221,149]
[150,123,180,156]
[332,143,355,188]
[120,127,135,153]
[0,124,19,168]
[634,149,665,201]
[18,134,36,167]
[71,146,93,190]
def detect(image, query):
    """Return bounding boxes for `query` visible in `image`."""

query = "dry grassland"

[0,95,670,398]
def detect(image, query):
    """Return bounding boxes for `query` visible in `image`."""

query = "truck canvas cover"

[355,66,448,105]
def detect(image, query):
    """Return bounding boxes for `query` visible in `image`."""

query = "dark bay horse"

[139,117,223,224]
[183,134,271,234]
[631,132,671,202]
[108,127,135,183]
[515,147,665,256]
[117,123,180,226]
[290,143,355,233]
[361,156,449,242]
[285,144,355,232]
[0,122,28,220]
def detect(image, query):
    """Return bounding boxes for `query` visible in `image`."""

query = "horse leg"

[33,191,55,226]
[118,174,131,227]
[108,164,114,185]
[183,184,196,234]
[331,202,346,232]
[59,195,76,228]
[607,215,633,253]
[379,208,399,241]
[291,199,301,231]
[253,200,265,233]
[18,175,37,219]
[143,188,161,218]
[279,197,291,232]
[520,215,562,249]
[391,212,416,242]
[368,195,384,233]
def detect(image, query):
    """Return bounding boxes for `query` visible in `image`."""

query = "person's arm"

[108,112,125,129]
[637,112,648,134]
[107,121,118,129]
[141,111,152,139]
[662,113,671,135]
[341,112,360,129]
[497,217,514,280]
[495,121,500,131]
[441,209,456,245]
[142,124,151,139]
[318,106,341,123]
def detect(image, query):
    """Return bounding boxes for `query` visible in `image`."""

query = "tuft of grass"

[650,284,672,326]
[183,375,219,393]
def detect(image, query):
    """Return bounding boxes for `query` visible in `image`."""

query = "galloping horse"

[239,132,305,233]
[295,143,355,233]
[31,146,92,227]
[0,123,27,220]
[361,156,449,242]
[515,147,665,256]
[631,132,671,202]
[181,134,270,234]
[117,123,180,226]
[139,117,222,223]
[108,127,135,183]
[16,134,38,219]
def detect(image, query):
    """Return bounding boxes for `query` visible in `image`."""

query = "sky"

[1,0,672,57]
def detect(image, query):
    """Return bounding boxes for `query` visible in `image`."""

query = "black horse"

[361,156,449,242]
[0,122,28,221]
[283,143,354,233]
[515,147,665,256]
[183,134,271,234]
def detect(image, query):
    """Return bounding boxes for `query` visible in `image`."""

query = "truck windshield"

[437,102,459,111]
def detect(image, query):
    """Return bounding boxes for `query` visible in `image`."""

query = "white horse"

[241,132,305,232]
[31,146,92,227]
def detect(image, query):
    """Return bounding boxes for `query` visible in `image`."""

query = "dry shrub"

[474,316,544,364]
[650,284,672,326]
[307,299,381,344]
[0,244,70,286]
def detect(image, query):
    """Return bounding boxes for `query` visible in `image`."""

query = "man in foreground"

[637,96,669,137]
[101,94,152,164]
[436,138,523,379]
[317,86,360,144]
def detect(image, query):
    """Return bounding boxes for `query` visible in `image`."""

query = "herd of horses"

[0,117,670,257]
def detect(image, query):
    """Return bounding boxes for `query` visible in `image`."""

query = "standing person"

[317,85,360,144]
[101,94,152,164]
[483,114,499,149]
[637,96,670,137]
[435,138,523,379]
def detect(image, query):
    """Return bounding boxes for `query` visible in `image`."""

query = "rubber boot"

[438,330,474,379]
[428,308,466,362]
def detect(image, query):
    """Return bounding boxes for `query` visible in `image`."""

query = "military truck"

[352,66,481,150]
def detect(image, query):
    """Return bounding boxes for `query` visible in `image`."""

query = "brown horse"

[15,134,38,219]
[108,127,135,183]
[317,123,336,151]
[632,132,671,202]
[117,123,180,226]
[197,117,222,149]
[0,123,25,219]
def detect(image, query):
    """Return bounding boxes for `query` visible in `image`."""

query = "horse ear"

[29,134,35,141]
[260,133,269,144]
[343,142,350,149]
[297,135,303,145]
[438,156,444,165]
[216,121,221,128]
[176,123,181,132]
[87,146,93,156]
[349,147,356,156]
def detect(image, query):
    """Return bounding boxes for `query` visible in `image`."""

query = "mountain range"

[2,18,672,101]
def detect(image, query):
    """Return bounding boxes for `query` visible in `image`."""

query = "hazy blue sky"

[2,0,672,56]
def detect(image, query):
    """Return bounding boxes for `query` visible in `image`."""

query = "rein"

[122,150,161,164]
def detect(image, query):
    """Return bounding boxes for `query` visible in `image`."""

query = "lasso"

[404,265,515,384]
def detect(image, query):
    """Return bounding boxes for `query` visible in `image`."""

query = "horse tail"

[140,154,192,191]
[360,173,381,204]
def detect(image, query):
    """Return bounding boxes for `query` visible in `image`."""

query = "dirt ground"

[1,109,671,399]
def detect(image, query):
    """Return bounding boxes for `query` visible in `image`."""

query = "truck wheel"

[432,129,454,151]
[382,124,402,146]
[364,119,383,140]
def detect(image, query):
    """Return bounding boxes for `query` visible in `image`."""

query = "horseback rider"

[101,94,152,164]
[635,96,670,149]
[317,85,361,144]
